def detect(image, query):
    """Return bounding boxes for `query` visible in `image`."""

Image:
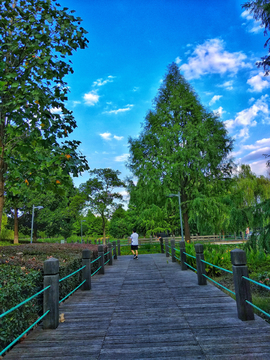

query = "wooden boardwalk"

[4,253,270,360]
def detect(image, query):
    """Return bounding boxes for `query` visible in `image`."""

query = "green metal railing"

[0,286,51,356]
[243,276,270,318]
[59,265,86,283]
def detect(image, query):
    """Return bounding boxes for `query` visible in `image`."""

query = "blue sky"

[59,0,270,195]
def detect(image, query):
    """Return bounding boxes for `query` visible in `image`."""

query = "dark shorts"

[131,245,138,250]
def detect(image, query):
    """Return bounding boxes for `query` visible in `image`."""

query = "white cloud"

[114,154,130,162]
[103,104,133,114]
[214,106,225,117]
[249,160,268,176]
[248,97,256,104]
[133,87,139,92]
[209,95,222,106]
[217,80,233,90]
[247,72,270,92]
[100,132,112,140]
[180,39,250,79]
[72,101,81,107]
[256,138,270,146]
[175,56,181,64]
[241,10,263,33]
[114,135,124,141]
[224,119,234,130]
[93,76,115,87]
[226,95,269,133]
[241,10,253,21]
[84,91,99,106]
[241,147,270,162]
[236,127,250,141]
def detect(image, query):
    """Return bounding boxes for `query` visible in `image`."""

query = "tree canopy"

[0,0,89,230]
[79,168,125,244]
[128,63,233,241]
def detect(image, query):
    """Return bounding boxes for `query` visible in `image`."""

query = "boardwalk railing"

[166,239,270,322]
[0,245,117,356]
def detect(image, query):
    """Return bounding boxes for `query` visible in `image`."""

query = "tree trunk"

[183,211,190,242]
[102,215,106,245]
[182,193,190,242]
[14,207,19,244]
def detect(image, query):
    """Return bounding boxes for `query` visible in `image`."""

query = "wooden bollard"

[231,249,254,321]
[165,238,169,257]
[108,243,113,265]
[112,241,117,260]
[98,245,105,274]
[43,258,59,329]
[195,244,207,285]
[171,239,176,262]
[82,249,91,290]
[117,239,121,256]
[180,241,187,270]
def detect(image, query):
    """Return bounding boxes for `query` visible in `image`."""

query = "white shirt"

[130,232,139,245]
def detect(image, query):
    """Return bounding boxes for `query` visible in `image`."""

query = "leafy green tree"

[5,176,83,242]
[79,169,125,244]
[109,205,129,238]
[0,0,89,231]
[128,63,233,241]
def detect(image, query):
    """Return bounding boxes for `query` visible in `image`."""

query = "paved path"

[4,254,270,359]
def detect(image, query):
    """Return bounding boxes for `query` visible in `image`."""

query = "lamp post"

[30,205,44,244]
[167,192,184,241]
[81,220,86,243]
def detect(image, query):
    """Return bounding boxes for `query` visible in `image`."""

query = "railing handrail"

[59,265,86,282]
[0,285,51,319]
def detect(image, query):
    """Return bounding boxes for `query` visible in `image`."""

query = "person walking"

[130,229,139,259]
[245,227,250,239]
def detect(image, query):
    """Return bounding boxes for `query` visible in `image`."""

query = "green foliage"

[79,169,125,242]
[128,63,233,240]
[0,265,42,352]
[0,214,14,240]
[0,0,89,231]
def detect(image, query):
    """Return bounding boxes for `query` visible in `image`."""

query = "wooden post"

[117,239,121,256]
[43,258,59,329]
[108,242,113,265]
[98,245,105,274]
[231,249,254,321]
[165,238,169,257]
[82,249,91,290]
[171,239,176,262]
[112,241,117,260]
[180,240,187,270]
[195,244,207,285]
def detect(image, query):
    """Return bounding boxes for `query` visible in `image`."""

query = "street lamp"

[81,220,86,243]
[167,192,184,241]
[30,205,44,244]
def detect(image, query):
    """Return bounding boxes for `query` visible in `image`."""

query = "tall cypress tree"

[128,63,233,241]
